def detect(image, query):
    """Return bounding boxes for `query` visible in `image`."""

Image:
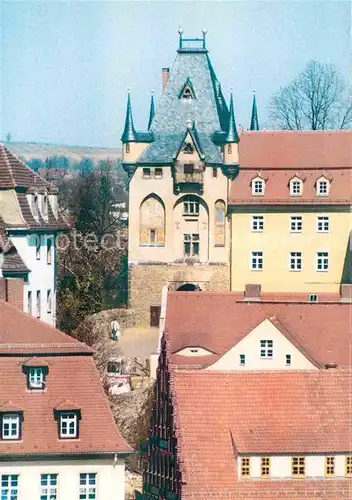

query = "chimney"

[340,283,352,302]
[0,278,24,311]
[244,284,261,301]
[162,68,170,93]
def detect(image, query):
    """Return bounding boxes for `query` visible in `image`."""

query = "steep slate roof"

[136,50,229,165]
[164,292,351,368]
[171,369,352,499]
[0,300,131,456]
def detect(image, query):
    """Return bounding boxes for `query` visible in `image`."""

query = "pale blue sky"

[1,1,351,147]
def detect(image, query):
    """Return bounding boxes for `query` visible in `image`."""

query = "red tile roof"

[165,292,351,368]
[230,131,352,206]
[0,300,92,354]
[238,131,352,168]
[0,300,131,456]
[0,144,55,191]
[171,369,352,498]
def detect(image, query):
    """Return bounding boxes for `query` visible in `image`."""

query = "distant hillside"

[3,141,122,162]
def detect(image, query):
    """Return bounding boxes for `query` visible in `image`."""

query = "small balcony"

[172,160,204,194]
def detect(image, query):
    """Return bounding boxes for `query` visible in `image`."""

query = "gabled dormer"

[54,399,81,439]
[289,175,304,196]
[172,123,205,194]
[178,77,196,100]
[316,175,331,196]
[251,174,266,196]
[22,358,49,390]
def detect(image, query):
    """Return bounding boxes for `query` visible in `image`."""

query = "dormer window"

[316,177,330,196]
[32,193,39,218]
[42,193,48,219]
[183,142,194,154]
[1,413,22,440]
[252,177,265,195]
[60,412,78,438]
[54,403,81,439]
[29,367,44,389]
[179,78,196,100]
[289,178,303,196]
[22,362,48,390]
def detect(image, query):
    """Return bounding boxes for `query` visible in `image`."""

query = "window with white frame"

[251,251,263,270]
[316,252,329,272]
[29,367,45,389]
[40,474,57,500]
[317,216,329,233]
[240,354,246,366]
[290,179,302,196]
[317,179,329,196]
[0,475,19,500]
[1,414,20,440]
[289,252,302,271]
[252,178,264,195]
[60,412,78,438]
[252,216,264,232]
[290,216,302,232]
[286,354,291,366]
[47,289,52,314]
[79,473,97,500]
[260,340,273,358]
[36,291,41,318]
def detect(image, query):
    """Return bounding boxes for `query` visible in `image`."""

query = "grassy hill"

[4,141,122,162]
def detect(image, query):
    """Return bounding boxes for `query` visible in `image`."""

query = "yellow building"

[229,131,352,299]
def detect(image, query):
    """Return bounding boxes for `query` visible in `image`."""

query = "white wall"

[0,458,125,500]
[10,232,56,326]
[238,455,348,479]
[207,318,316,371]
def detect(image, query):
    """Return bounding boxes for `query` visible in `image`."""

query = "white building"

[0,143,66,325]
[0,284,132,500]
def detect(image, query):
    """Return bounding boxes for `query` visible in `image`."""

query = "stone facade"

[129,262,229,325]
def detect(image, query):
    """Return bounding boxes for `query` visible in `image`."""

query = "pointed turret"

[224,92,239,143]
[121,92,137,143]
[148,92,155,130]
[250,91,259,131]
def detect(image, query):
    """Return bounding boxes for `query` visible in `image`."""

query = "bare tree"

[270,61,352,130]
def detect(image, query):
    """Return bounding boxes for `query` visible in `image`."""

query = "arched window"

[42,193,48,219]
[139,195,165,246]
[214,200,226,246]
[32,193,39,218]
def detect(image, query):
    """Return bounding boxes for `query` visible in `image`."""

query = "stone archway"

[176,283,201,291]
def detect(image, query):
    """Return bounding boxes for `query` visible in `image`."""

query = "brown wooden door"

[150,306,161,327]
